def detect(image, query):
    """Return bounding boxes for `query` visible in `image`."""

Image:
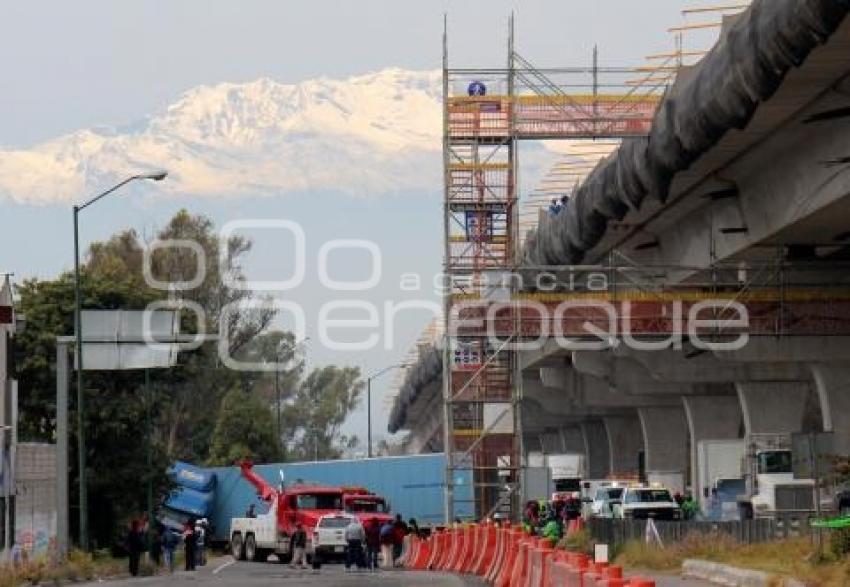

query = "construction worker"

[289,523,308,569]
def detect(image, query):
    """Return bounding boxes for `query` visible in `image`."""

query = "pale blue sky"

[1,0,704,447]
[1,0,689,146]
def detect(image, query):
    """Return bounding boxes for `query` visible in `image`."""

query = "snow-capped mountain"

[0,68,444,204]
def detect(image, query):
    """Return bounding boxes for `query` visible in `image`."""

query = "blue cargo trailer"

[165,453,473,542]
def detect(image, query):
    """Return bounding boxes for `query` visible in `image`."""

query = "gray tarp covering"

[387,345,442,434]
[522,0,850,267]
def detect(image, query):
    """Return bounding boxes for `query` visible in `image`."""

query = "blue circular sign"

[467,80,487,96]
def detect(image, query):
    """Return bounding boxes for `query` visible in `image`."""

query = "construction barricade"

[403,522,657,587]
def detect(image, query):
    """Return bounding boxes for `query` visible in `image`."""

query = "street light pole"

[366,364,407,459]
[72,170,167,550]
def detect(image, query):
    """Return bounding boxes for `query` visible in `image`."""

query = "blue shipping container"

[200,453,473,542]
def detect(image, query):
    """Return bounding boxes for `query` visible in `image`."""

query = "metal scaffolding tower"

[441,17,664,522]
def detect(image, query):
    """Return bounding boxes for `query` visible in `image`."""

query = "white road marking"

[212,559,236,575]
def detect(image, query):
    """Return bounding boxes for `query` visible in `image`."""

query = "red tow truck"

[229,462,345,563]
[340,486,393,526]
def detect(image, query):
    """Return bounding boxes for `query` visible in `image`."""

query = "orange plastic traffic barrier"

[484,526,509,582]
[526,538,554,587]
[549,559,572,587]
[411,537,432,570]
[493,529,523,587]
[436,528,455,570]
[627,580,655,587]
[508,534,535,587]
[427,530,446,570]
[460,523,478,573]
[447,525,467,571]
[400,535,415,568]
[459,523,480,574]
[472,523,497,576]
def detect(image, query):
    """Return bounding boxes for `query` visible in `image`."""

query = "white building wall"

[14,443,57,559]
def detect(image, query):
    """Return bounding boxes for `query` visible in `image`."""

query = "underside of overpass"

[389,0,850,520]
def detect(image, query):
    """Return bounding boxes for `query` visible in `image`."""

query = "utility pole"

[72,170,167,550]
[366,364,407,459]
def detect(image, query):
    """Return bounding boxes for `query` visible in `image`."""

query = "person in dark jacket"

[364,517,381,571]
[391,514,408,563]
[183,521,196,571]
[289,523,308,569]
[126,519,145,577]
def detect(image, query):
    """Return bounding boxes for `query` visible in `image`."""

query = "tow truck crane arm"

[239,461,278,503]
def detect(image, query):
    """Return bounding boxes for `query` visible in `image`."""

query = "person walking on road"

[379,520,395,569]
[392,514,408,564]
[126,519,145,577]
[289,523,308,569]
[182,521,197,571]
[344,517,366,571]
[161,527,179,573]
[364,517,381,571]
[194,518,206,567]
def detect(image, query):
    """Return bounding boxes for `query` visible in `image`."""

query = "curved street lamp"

[73,170,167,550]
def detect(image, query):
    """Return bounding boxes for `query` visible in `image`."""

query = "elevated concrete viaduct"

[390,2,850,515]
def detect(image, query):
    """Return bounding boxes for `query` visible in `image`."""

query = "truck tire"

[231,533,245,560]
[277,550,292,564]
[245,534,257,562]
[255,548,270,563]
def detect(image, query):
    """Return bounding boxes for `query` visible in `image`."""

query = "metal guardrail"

[587,513,818,547]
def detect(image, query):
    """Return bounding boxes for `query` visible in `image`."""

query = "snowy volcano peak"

[0,68,444,204]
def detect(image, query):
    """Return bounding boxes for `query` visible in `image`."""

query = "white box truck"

[696,439,747,519]
[547,453,585,499]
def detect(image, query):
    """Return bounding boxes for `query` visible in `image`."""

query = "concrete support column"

[603,415,643,476]
[581,420,610,479]
[810,364,850,452]
[540,430,563,454]
[638,406,689,495]
[560,426,585,455]
[683,395,742,497]
[736,381,809,438]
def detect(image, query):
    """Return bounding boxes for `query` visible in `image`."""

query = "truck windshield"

[757,451,792,474]
[296,493,343,510]
[554,479,581,492]
[345,499,388,513]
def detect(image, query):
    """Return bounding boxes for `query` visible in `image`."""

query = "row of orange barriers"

[399,522,656,587]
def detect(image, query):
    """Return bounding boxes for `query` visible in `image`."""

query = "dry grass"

[615,533,850,587]
[0,550,128,586]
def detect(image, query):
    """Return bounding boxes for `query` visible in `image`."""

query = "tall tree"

[207,386,282,465]
[281,366,364,461]
[14,210,275,547]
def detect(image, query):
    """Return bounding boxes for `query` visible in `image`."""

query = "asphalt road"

[86,557,489,586]
[83,557,714,587]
